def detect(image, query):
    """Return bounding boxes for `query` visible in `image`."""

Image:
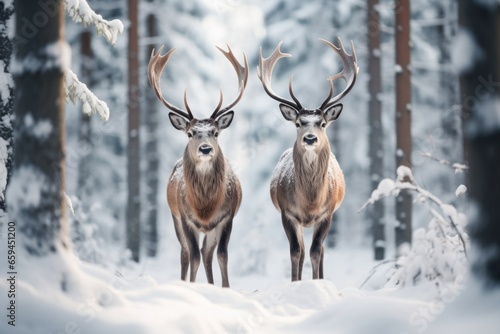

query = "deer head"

[258,38,358,155]
[148,45,248,165]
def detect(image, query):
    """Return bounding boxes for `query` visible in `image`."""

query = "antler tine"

[258,42,300,110]
[211,45,249,119]
[148,46,193,120]
[183,89,194,119]
[288,76,303,110]
[318,37,359,110]
[319,79,335,111]
[210,89,224,118]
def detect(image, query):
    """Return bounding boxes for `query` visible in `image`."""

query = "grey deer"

[257,37,359,281]
[148,45,248,287]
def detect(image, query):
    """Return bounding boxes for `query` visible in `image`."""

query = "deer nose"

[199,145,213,155]
[303,134,318,145]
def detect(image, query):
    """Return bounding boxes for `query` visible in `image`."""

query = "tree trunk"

[77,30,93,201]
[459,0,500,286]
[127,0,141,262]
[395,0,413,255]
[438,0,460,153]
[367,0,385,260]
[9,0,67,254]
[0,1,14,217]
[144,14,159,257]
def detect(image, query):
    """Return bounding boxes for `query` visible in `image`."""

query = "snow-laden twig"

[65,69,110,121]
[420,151,469,173]
[359,259,396,289]
[65,0,124,46]
[65,192,75,216]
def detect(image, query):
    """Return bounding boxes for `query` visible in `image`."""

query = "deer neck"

[293,141,330,210]
[183,149,226,221]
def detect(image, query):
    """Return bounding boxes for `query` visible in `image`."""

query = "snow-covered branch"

[420,152,469,173]
[65,0,124,46]
[359,166,469,292]
[65,69,110,121]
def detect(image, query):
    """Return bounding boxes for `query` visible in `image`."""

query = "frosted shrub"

[360,166,469,293]
[69,196,105,264]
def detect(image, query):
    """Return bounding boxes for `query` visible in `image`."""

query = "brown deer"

[148,45,248,287]
[257,37,358,281]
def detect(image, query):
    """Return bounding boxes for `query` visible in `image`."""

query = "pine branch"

[65,69,109,121]
[65,0,124,46]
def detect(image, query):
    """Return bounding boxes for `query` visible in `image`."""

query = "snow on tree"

[0,0,14,218]
[65,68,110,121]
[64,0,123,119]
[8,0,69,255]
[65,0,123,46]
[360,166,468,294]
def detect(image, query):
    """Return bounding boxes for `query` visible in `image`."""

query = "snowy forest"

[0,0,499,333]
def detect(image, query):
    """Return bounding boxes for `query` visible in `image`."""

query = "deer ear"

[216,111,234,130]
[279,104,298,122]
[169,113,189,131]
[324,104,343,124]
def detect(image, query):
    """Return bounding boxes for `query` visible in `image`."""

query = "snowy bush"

[68,196,106,264]
[360,166,469,294]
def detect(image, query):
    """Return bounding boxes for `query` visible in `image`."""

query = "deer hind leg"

[282,213,304,281]
[202,231,217,284]
[310,218,332,279]
[182,221,200,283]
[172,215,189,281]
[217,220,233,288]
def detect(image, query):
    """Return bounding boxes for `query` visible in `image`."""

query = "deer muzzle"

[198,144,214,157]
[303,133,318,146]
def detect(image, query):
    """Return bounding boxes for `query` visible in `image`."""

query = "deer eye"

[187,132,193,138]
[214,132,219,137]
[321,123,326,128]
[295,123,300,128]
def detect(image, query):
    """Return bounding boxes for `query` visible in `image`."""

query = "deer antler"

[148,45,247,121]
[257,42,302,110]
[210,45,249,119]
[148,46,193,120]
[319,37,359,111]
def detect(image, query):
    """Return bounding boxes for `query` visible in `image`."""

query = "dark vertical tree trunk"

[77,30,93,201]
[438,0,461,163]
[367,0,385,260]
[10,0,67,254]
[145,13,159,257]
[459,0,500,286]
[0,1,14,217]
[127,0,141,262]
[395,0,413,255]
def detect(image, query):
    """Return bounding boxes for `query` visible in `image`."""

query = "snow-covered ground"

[1,240,498,334]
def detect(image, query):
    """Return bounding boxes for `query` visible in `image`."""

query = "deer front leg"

[182,221,200,283]
[217,220,233,288]
[310,218,331,279]
[202,232,217,284]
[172,215,189,281]
[282,213,304,281]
